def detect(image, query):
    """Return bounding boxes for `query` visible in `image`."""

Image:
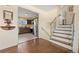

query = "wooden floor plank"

[0,38,71,53]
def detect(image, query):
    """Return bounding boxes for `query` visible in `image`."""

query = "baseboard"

[0,44,18,51]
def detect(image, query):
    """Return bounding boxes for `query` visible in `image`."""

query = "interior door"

[33,18,38,37]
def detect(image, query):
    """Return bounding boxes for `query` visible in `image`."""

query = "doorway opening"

[18,7,39,43]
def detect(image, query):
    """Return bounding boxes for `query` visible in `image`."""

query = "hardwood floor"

[0,38,71,53]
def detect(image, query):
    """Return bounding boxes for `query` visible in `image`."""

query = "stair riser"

[54,31,72,34]
[58,26,71,28]
[53,35,72,40]
[55,29,72,31]
[57,27,72,28]
[53,32,72,35]
[49,40,72,50]
[53,33,72,39]
[57,25,71,27]
[56,28,72,31]
[52,36,72,43]
[51,39,71,45]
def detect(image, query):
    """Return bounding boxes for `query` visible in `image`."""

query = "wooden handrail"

[72,13,75,24]
[50,6,66,25]
[41,27,50,36]
[41,15,60,39]
[50,14,60,25]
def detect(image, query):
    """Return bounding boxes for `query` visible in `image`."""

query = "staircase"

[41,7,74,51]
[49,6,75,50]
[50,24,73,50]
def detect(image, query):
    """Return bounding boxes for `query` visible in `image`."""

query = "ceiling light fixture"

[24,14,28,16]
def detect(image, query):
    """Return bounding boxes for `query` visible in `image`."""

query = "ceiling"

[18,5,56,19]
[18,7,38,19]
[32,5,56,11]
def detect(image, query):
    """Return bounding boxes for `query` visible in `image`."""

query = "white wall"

[0,6,18,50]
[19,5,58,40]
[39,9,58,40]
[73,6,79,52]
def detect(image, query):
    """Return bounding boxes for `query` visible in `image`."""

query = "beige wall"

[39,9,58,40]
[73,6,79,52]
[0,6,18,50]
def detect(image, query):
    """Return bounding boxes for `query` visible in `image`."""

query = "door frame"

[18,6,39,38]
[33,16,39,38]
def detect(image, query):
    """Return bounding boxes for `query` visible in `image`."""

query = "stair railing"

[40,6,65,40]
[40,6,75,52]
[50,14,61,39]
[71,13,75,47]
[41,27,50,37]
[40,14,60,39]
